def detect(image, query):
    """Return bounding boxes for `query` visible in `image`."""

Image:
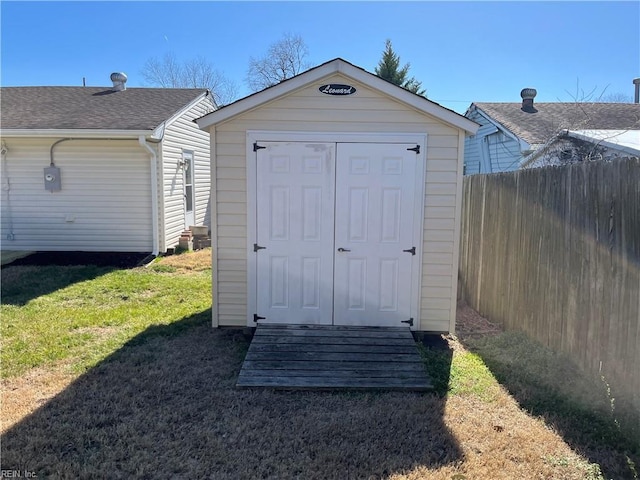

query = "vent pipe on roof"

[110,72,128,92]
[521,88,537,113]
[633,78,640,104]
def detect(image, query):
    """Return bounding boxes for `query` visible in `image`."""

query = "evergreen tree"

[374,39,426,97]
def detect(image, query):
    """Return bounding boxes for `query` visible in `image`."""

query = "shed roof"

[0,86,208,131]
[470,102,640,146]
[196,58,479,134]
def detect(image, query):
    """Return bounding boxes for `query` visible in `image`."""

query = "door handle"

[337,248,351,252]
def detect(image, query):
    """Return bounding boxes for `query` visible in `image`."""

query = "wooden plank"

[241,360,426,372]
[237,369,429,379]
[237,324,431,390]
[249,343,418,354]
[244,351,422,362]
[236,376,432,390]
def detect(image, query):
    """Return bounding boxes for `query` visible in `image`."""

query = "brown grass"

[1,312,612,479]
[2,252,632,478]
[1,362,75,432]
[150,248,212,272]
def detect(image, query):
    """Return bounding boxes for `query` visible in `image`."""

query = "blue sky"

[1,1,638,113]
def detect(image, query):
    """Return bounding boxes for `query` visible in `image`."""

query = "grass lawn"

[1,249,638,479]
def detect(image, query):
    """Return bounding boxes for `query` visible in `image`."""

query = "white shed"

[197,59,478,332]
[1,76,215,255]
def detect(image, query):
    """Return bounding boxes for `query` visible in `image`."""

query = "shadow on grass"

[1,252,148,306]
[415,334,454,397]
[1,312,463,479]
[458,330,640,480]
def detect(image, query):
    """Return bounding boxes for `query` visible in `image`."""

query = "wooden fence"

[458,157,640,411]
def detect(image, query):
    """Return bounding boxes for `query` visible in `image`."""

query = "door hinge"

[401,318,414,326]
[403,246,416,256]
[407,145,420,154]
[253,314,265,323]
[253,243,266,252]
[253,142,266,152]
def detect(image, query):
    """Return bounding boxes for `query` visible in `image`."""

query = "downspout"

[1,141,14,240]
[139,136,160,256]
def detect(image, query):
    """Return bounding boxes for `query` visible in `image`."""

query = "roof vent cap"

[110,72,128,91]
[520,87,537,113]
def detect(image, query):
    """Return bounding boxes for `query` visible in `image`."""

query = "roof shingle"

[0,86,207,131]
[472,102,640,146]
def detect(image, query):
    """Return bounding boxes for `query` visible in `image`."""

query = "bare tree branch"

[141,53,238,106]
[246,33,310,92]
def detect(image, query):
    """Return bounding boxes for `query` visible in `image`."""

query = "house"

[521,128,640,168]
[196,58,478,333]
[0,73,216,255]
[464,89,640,173]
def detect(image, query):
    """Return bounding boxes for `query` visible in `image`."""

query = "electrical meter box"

[44,166,61,192]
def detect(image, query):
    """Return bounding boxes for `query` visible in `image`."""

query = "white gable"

[197,58,478,135]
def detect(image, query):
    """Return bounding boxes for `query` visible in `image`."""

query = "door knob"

[337,248,351,252]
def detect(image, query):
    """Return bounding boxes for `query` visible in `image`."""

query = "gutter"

[139,136,160,256]
[0,129,154,138]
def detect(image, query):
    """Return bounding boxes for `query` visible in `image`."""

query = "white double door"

[255,141,421,327]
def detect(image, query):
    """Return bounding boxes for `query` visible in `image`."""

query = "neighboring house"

[0,74,216,255]
[464,89,640,174]
[196,58,479,333]
[521,128,640,168]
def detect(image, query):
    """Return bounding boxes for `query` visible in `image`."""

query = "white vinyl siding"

[209,73,463,331]
[1,138,152,252]
[160,96,214,250]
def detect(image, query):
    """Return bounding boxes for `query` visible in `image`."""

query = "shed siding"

[161,96,214,250]
[211,74,462,331]
[1,138,152,251]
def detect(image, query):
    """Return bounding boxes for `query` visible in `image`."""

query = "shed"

[197,59,478,332]
[0,75,215,255]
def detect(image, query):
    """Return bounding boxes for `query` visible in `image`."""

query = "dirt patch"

[455,301,503,338]
[5,251,150,268]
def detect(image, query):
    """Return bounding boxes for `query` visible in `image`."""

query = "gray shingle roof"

[472,102,640,146]
[0,86,207,131]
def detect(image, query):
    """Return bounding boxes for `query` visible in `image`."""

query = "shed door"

[255,142,421,327]
[333,143,418,326]
[256,143,336,325]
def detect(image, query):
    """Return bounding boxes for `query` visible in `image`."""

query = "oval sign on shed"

[319,84,356,96]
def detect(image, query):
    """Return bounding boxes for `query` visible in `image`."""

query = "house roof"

[568,129,640,156]
[521,129,640,167]
[470,102,640,146]
[0,86,208,132]
[196,58,479,135]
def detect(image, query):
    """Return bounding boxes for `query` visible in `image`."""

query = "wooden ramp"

[237,324,432,391]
